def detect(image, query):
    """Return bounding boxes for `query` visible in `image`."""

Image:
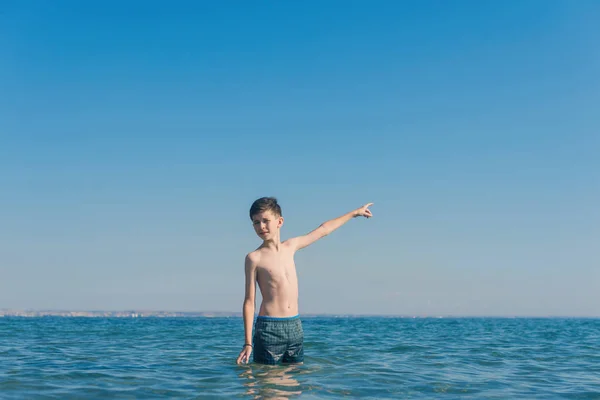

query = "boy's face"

[251,210,283,240]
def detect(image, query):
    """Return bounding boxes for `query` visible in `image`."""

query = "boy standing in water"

[236,197,373,365]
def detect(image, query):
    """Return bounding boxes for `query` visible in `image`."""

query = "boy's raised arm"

[290,203,373,251]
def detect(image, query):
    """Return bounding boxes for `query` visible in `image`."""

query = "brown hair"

[249,197,282,220]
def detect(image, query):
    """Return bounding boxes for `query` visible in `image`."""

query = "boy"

[236,197,373,365]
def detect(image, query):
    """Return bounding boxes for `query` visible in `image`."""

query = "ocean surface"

[1,317,599,399]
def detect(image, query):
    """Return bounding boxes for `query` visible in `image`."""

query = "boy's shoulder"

[246,249,261,263]
[281,238,297,248]
[245,240,295,264]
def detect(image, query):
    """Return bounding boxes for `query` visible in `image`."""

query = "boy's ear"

[278,216,284,228]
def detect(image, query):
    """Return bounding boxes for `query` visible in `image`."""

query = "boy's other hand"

[236,346,252,365]
[354,203,374,218]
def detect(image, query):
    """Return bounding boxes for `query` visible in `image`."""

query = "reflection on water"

[240,364,303,399]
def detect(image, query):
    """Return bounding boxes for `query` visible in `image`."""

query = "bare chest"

[256,252,297,286]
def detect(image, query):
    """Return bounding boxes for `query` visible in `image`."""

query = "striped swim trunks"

[253,315,304,365]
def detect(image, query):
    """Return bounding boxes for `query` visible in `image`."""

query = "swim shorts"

[253,315,304,365]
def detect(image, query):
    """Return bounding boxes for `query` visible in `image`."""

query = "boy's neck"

[261,233,282,251]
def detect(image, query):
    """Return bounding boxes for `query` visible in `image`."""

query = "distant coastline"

[0,310,396,318]
[0,309,240,318]
[1,309,597,318]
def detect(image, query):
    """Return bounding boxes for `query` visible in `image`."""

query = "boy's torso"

[253,241,299,318]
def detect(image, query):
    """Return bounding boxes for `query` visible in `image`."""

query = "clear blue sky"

[2,1,598,316]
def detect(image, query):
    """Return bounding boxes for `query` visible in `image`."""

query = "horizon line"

[1,309,599,319]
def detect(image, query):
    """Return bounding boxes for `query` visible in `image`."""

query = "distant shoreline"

[0,310,241,318]
[0,310,597,319]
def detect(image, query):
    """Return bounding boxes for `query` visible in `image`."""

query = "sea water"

[1,317,599,399]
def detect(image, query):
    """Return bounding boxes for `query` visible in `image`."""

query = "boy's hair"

[250,197,282,220]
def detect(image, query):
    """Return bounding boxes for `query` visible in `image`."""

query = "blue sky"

[2,1,599,316]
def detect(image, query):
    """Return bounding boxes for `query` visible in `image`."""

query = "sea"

[1,316,599,399]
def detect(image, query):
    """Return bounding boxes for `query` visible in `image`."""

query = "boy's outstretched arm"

[290,203,373,251]
[236,254,257,364]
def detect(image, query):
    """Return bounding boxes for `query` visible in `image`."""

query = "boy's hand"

[236,345,252,365]
[354,203,374,218]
